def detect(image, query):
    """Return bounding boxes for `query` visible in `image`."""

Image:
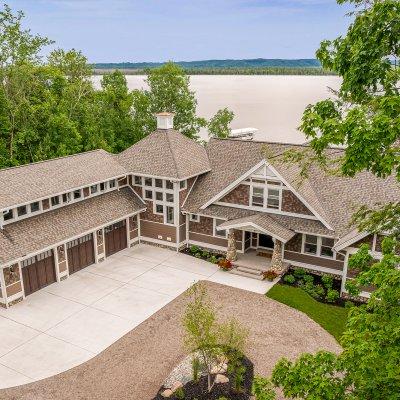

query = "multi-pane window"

[134,176,142,185]
[109,179,116,189]
[166,180,174,190]
[145,177,152,187]
[30,202,40,213]
[3,209,13,221]
[321,237,334,258]
[155,179,163,188]
[73,189,82,200]
[155,191,163,201]
[144,190,153,200]
[251,187,264,207]
[166,193,174,203]
[62,192,71,203]
[155,204,164,215]
[266,188,280,209]
[180,180,187,190]
[214,218,227,238]
[17,205,27,217]
[100,182,106,191]
[90,184,98,195]
[166,206,174,224]
[304,235,318,255]
[51,196,60,207]
[303,234,335,259]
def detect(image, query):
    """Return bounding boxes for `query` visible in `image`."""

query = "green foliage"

[303,274,314,284]
[293,267,306,279]
[283,274,295,284]
[182,283,248,393]
[190,245,200,254]
[325,288,340,303]
[267,285,348,341]
[321,274,334,289]
[344,300,355,309]
[252,376,276,400]
[174,386,185,399]
[201,250,210,259]
[192,356,201,383]
[208,107,234,138]
[208,255,219,264]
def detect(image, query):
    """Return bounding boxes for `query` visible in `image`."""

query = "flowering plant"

[218,259,233,271]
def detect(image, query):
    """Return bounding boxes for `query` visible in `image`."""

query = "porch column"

[270,239,284,274]
[226,230,237,262]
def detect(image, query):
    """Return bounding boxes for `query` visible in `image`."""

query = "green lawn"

[266,284,348,342]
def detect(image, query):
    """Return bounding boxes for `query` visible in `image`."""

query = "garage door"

[105,220,127,256]
[67,233,95,274]
[22,250,56,296]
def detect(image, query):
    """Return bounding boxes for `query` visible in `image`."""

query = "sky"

[7,0,353,63]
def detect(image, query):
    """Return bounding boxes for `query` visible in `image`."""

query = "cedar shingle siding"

[220,184,250,205]
[281,190,312,215]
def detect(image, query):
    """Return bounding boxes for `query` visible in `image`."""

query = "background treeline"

[0,5,234,169]
[93,66,335,76]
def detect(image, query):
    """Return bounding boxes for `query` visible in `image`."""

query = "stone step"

[229,268,264,280]
[233,262,269,273]
[235,266,263,276]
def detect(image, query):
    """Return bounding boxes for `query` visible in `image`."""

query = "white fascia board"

[200,160,266,209]
[265,162,334,231]
[334,230,370,252]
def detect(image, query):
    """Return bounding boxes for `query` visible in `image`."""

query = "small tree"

[208,107,235,138]
[182,283,248,393]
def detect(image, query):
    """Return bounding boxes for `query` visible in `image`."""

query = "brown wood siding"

[189,232,228,248]
[67,234,95,274]
[59,260,67,273]
[130,229,138,240]
[141,220,177,242]
[281,190,313,215]
[220,184,249,205]
[6,281,22,297]
[179,223,187,243]
[353,234,374,248]
[83,187,90,197]
[284,250,344,271]
[189,216,213,236]
[118,177,128,186]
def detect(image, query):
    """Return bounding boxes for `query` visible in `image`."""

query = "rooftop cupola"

[156,112,174,130]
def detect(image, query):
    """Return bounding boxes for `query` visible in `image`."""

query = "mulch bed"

[153,356,254,400]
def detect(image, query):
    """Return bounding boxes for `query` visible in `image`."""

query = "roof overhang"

[333,229,370,252]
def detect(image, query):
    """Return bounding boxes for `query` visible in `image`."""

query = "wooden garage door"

[67,233,95,274]
[22,250,56,296]
[105,220,127,256]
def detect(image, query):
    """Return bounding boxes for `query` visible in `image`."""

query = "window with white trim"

[144,177,152,187]
[251,187,264,207]
[51,195,60,207]
[166,206,174,224]
[302,234,335,259]
[90,184,98,195]
[109,179,116,189]
[189,214,199,222]
[266,188,280,209]
[30,201,40,213]
[3,209,13,221]
[166,180,174,190]
[144,190,153,200]
[180,180,187,190]
[17,205,27,217]
[214,218,227,238]
[155,204,164,215]
[134,175,142,185]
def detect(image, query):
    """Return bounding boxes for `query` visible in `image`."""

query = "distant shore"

[92,67,336,76]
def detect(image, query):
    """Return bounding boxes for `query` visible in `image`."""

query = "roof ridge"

[166,130,180,178]
[0,149,109,173]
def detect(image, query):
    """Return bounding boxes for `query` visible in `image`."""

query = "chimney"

[156,112,174,130]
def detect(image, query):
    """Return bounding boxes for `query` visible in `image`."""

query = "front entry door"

[258,234,274,249]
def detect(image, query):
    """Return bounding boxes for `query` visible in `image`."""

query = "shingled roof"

[117,129,211,180]
[184,138,400,237]
[0,188,146,265]
[0,150,127,210]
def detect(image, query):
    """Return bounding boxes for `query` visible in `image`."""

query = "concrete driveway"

[0,244,275,389]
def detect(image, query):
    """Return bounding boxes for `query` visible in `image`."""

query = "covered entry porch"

[216,213,295,277]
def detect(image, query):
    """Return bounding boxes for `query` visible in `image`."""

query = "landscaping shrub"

[345,300,355,309]
[262,270,278,281]
[190,245,200,254]
[325,289,340,303]
[293,267,306,279]
[283,274,295,284]
[208,255,219,264]
[202,250,210,259]
[192,356,201,383]
[218,259,233,271]
[321,274,333,289]
[303,274,314,285]
[302,282,325,300]
[252,376,276,400]
[174,387,185,399]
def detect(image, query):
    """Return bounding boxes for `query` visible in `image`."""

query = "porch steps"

[229,265,265,280]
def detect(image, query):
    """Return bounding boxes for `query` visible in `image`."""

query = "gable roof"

[0,150,127,210]
[184,138,400,237]
[117,129,211,180]
[217,213,296,243]
[0,187,145,265]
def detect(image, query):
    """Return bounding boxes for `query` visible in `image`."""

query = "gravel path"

[0,281,341,400]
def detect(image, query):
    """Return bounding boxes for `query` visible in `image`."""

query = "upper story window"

[134,176,142,185]
[252,187,264,207]
[51,195,60,207]
[214,218,227,238]
[180,180,187,190]
[73,189,82,200]
[109,179,116,189]
[3,209,13,221]
[250,181,282,210]
[90,184,98,195]
[302,234,335,259]
[30,202,40,213]
[155,178,163,188]
[145,177,152,187]
[17,205,27,217]
[100,182,106,191]
[166,206,174,224]
[166,180,174,190]
[266,188,280,209]
[189,213,199,222]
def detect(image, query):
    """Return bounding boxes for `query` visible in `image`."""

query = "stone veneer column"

[226,230,238,262]
[270,239,284,274]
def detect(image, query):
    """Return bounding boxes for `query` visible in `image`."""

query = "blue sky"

[7,0,353,63]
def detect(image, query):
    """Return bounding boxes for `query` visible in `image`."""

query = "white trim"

[333,230,370,252]
[265,162,333,230]
[215,202,319,221]
[200,160,266,209]
[182,176,198,208]
[213,218,228,239]
[216,221,289,243]
[130,170,210,182]
[187,240,226,252]
[141,236,178,248]
[301,233,336,260]
[284,259,344,276]
[1,209,145,268]
[189,213,200,222]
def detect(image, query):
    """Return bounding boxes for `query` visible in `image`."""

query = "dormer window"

[266,188,280,209]
[252,187,264,207]
[3,209,13,221]
[90,184,98,194]
[17,205,27,217]
[30,202,40,213]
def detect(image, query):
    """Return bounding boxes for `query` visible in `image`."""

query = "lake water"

[92,75,341,143]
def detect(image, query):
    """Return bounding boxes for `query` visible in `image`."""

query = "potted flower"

[218,258,233,271]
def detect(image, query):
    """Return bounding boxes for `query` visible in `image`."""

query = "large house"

[0,113,398,307]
